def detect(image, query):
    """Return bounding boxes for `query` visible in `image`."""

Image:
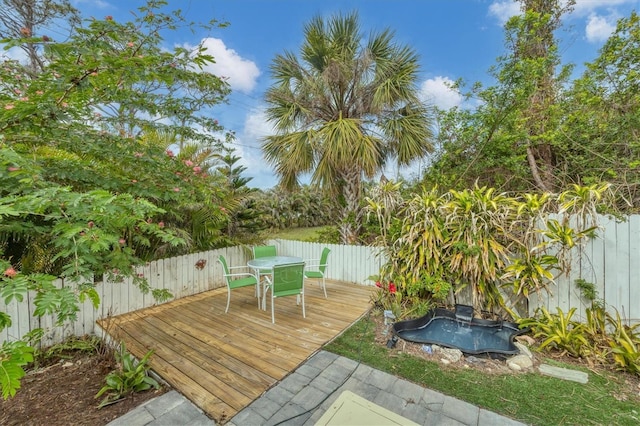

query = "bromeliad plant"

[519,307,590,358]
[95,343,160,408]
[517,293,640,376]
[606,310,640,375]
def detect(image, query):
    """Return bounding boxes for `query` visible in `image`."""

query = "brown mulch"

[0,349,168,426]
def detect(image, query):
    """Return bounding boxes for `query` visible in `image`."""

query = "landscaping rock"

[516,335,536,346]
[507,354,533,371]
[434,346,463,363]
[514,342,533,359]
[538,364,589,384]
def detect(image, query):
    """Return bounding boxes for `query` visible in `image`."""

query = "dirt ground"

[0,349,168,426]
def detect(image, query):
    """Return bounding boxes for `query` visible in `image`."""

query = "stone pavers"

[228,350,526,426]
[109,350,527,426]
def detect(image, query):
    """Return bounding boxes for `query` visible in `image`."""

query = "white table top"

[247,256,303,269]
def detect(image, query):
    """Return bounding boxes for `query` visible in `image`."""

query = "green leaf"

[1,277,28,304]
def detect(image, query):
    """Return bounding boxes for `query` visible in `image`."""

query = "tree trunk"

[517,0,573,193]
[526,144,551,192]
[339,168,362,244]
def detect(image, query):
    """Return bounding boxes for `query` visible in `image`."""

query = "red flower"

[375,281,382,288]
[388,282,396,294]
[4,267,17,278]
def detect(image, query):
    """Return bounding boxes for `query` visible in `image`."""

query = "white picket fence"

[0,245,246,348]
[0,242,384,347]
[2,216,639,347]
[532,215,640,325]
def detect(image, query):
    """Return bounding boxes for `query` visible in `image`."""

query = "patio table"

[247,255,303,310]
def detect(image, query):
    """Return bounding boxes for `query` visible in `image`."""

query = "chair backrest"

[218,255,230,282]
[253,245,276,259]
[318,247,331,273]
[272,262,305,296]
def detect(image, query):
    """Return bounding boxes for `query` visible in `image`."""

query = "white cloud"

[71,0,109,8]
[198,38,260,94]
[228,107,278,188]
[488,1,520,24]
[0,45,28,63]
[419,76,463,110]
[585,13,617,43]
[243,107,274,141]
[571,0,634,16]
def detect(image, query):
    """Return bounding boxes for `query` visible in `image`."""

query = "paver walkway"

[109,350,526,426]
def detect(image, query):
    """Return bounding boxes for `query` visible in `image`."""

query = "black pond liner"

[391,304,528,358]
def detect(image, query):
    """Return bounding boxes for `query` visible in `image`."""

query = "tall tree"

[513,0,573,192]
[558,11,640,210]
[263,12,434,244]
[0,0,79,74]
[0,1,232,397]
[423,0,574,193]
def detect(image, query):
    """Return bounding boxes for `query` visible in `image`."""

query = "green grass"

[324,314,640,426]
[268,226,326,241]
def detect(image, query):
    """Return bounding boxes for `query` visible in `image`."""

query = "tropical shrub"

[519,302,640,376]
[0,0,234,399]
[519,307,590,358]
[606,310,640,375]
[365,180,610,319]
[95,343,159,408]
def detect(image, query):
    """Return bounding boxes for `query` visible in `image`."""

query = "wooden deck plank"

[99,280,373,423]
[107,323,235,418]
[116,318,255,409]
[175,303,304,374]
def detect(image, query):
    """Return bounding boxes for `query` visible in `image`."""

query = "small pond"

[392,304,527,357]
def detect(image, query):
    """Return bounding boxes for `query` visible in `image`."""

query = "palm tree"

[263,12,434,244]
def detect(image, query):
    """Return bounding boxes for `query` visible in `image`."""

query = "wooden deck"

[98,279,373,423]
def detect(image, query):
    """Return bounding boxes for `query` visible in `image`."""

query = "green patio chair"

[264,262,305,323]
[304,247,330,298]
[252,244,277,281]
[218,255,259,313]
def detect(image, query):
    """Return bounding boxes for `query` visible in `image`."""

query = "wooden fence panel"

[629,216,640,323]
[545,214,639,324]
[271,240,385,285]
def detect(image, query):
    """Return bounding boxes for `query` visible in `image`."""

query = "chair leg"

[255,284,260,308]
[301,291,305,318]
[225,288,231,313]
[321,276,327,298]
[271,295,275,323]
[262,284,268,310]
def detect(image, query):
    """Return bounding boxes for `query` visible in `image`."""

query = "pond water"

[392,306,525,356]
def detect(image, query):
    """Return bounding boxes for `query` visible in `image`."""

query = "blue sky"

[49,1,640,187]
